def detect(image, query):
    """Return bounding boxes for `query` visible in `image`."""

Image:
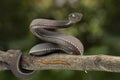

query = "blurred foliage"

[0,0,120,80]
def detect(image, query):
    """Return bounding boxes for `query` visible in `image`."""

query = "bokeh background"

[0,0,120,80]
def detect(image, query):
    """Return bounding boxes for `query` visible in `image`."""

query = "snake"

[7,12,84,79]
[29,12,84,56]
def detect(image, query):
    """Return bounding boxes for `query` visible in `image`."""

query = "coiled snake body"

[8,12,84,79]
[29,12,84,55]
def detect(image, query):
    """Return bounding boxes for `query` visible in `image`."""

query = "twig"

[0,50,120,72]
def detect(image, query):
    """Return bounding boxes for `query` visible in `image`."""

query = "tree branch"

[0,50,120,72]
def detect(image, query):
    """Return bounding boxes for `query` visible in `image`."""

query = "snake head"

[68,12,83,23]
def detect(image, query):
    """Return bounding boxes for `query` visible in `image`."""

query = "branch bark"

[0,50,120,72]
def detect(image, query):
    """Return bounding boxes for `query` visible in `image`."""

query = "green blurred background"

[0,0,120,80]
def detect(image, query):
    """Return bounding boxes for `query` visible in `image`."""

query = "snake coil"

[29,12,84,56]
[8,12,84,79]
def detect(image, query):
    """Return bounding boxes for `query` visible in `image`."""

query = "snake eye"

[68,12,83,23]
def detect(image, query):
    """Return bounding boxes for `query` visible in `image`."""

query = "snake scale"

[7,12,84,79]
